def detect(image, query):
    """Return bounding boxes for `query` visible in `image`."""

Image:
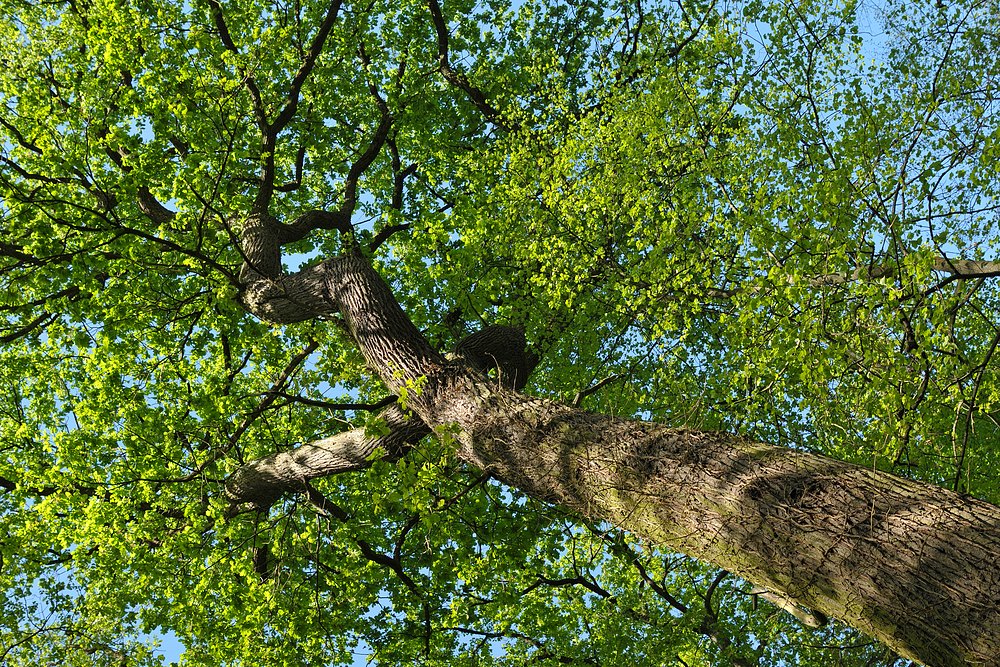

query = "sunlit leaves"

[2,0,999,664]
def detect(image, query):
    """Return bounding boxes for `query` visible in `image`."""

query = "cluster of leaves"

[1,0,998,664]
[437,0,1000,490]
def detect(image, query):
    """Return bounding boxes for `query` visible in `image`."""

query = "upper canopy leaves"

[1,0,998,664]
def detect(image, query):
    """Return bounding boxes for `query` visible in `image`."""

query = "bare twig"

[573,374,623,408]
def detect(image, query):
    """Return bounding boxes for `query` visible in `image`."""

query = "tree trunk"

[427,379,1000,667]
[235,242,1000,666]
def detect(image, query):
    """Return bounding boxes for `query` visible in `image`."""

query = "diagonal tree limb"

[229,339,320,449]
[425,0,510,130]
[339,108,394,221]
[572,374,623,408]
[205,0,268,133]
[271,0,345,134]
[225,324,539,511]
[224,403,430,510]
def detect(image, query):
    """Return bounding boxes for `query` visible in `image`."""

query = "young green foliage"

[2,0,999,664]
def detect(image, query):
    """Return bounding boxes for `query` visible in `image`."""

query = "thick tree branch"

[239,253,337,322]
[274,208,353,245]
[366,136,418,252]
[225,322,541,510]
[387,137,418,211]
[224,404,428,510]
[813,256,1000,284]
[275,145,307,192]
[451,325,539,391]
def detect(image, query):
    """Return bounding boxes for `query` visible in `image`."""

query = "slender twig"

[230,339,320,447]
[573,374,623,408]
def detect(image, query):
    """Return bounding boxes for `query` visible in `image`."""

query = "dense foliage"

[1,0,998,664]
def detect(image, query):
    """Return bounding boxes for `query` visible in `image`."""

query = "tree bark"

[234,242,1000,666]
[428,382,1000,667]
[225,403,428,509]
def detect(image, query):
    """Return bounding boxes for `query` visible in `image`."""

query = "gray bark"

[225,403,428,509]
[427,382,1000,667]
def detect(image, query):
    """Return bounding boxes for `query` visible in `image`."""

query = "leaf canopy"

[1,0,998,664]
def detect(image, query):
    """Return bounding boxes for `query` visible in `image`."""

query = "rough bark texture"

[231,228,1000,666]
[225,403,428,509]
[426,382,1000,666]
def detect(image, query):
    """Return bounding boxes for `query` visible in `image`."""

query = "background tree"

[1,0,999,665]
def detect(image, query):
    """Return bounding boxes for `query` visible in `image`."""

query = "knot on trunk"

[451,325,540,390]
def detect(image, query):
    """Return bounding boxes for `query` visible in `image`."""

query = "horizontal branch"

[931,256,1000,278]
[685,255,1000,303]
[274,209,352,245]
[268,391,397,412]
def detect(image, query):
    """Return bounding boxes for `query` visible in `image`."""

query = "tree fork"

[237,244,1000,666]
